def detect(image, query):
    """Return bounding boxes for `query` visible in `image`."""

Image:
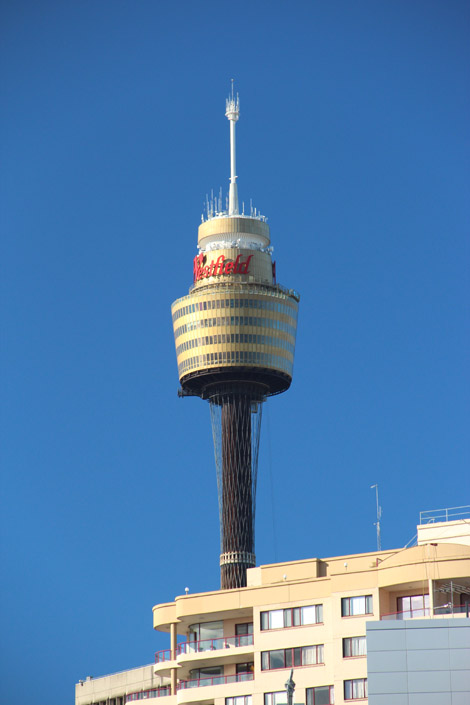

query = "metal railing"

[187,281,300,302]
[155,634,253,664]
[155,649,173,664]
[381,608,431,621]
[177,672,254,690]
[178,634,253,655]
[419,505,470,525]
[434,604,470,616]
[126,688,171,701]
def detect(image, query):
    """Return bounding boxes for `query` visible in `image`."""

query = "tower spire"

[225,79,240,216]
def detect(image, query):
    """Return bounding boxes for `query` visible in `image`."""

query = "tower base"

[220,551,256,589]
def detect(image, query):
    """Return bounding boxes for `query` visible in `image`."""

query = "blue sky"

[1,1,469,703]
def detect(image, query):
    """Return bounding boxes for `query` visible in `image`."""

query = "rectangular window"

[236,662,254,681]
[344,679,367,700]
[226,697,252,705]
[235,623,253,646]
[343,637,367,658]
[261,645,324,670]
[261,605,323,630]
[306,686,335,705]
[235,623,253,635]
[341,596,373,617]
[264,693,288,705]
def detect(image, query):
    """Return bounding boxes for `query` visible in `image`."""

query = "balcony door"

[188,621,223,652]
[397,594,429,619]
[235,622,253,647]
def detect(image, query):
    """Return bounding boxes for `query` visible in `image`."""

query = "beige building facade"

[76,514,470,705]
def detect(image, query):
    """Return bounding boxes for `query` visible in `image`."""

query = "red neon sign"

[193,253,253,283]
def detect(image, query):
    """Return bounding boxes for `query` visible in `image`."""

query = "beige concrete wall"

[418,519,470,546]
[75,664,168,705]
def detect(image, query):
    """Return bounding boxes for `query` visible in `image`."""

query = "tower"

[171,87,299,589]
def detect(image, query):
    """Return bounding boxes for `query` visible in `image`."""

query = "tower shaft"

[220,391,254,588]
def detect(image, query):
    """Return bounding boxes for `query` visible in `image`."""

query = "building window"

[188,621,223,651]
[397,594,429,619]
[344,679,367,700]
[341,596,372,617]
[226,697,252,705]
[236,623,253,646]
[306,686,335,705]
[236,663,254,681]
[342,636,367,658]
[188,666,223,685]
[261,645,324,670]
[264,692,288,705]
[236,623,253,635]
[260,605,323,630]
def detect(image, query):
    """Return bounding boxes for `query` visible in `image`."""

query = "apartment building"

[76,511,470,705]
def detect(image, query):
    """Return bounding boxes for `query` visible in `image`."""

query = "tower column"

[220,391,254,588]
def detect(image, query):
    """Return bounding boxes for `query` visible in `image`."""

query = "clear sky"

[1,1,469,703]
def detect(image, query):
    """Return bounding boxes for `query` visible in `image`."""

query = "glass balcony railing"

[155,649,173,663]
[433,604,470,616]
[381,604,470,620]
[177,673,254,690]
[380,608,431,621]
[155,635,253,664]
[178,634,253,656]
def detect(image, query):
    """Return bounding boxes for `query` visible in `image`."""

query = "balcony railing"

[126,687,171,701]
[434,604,470,616]
[155,635,253,664]
[419,505,470,524]
[177,673,254,690]
[155,649,173,664]
[381,604,470,620]
[178,634,253,656]
[381,608,431,621]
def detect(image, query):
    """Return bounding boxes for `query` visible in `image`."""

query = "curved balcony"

[155,635,254,672]
[178,634,253,656]
[177,635,254,670]
[154,649,178,676]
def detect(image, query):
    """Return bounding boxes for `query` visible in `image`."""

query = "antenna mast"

[370,484,382,551]
[225,79,240,215]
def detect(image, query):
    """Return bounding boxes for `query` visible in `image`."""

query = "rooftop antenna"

[370,484,382,551]
[225,79,240,216]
